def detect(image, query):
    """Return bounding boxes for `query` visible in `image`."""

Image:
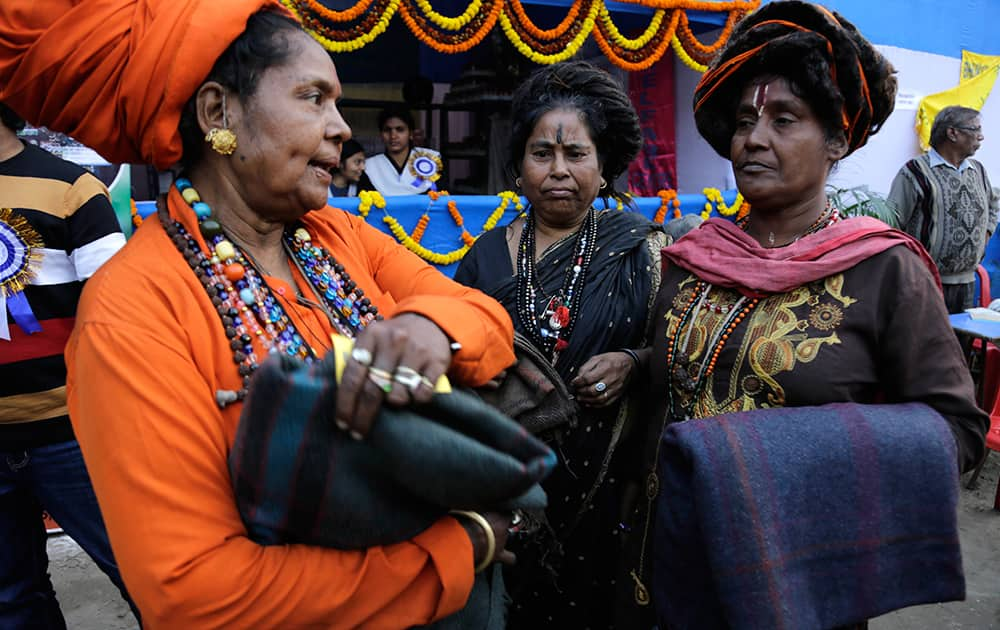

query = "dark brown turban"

[692,0,896,159]
[0,0,286,170]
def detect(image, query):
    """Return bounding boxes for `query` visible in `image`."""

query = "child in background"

[329,139,372,197]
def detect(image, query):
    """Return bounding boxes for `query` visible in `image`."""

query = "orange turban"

[0,0,285,170]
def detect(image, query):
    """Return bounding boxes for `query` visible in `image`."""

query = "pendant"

[646,472,660,500]
[630,570,651,606]
[673,362,698,393]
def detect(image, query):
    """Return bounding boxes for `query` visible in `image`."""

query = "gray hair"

[929,106,980,149]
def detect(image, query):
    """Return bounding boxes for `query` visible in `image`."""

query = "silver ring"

[393,366,423,391]
[367,367,393,394]
[594,381,607,393]
[351,347,373,367]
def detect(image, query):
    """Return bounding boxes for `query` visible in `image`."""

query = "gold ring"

[367,367,393,394]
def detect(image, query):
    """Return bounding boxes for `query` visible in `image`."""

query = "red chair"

[965,264,1000,509]
[976,264,992,309]
[966,395,1000,511]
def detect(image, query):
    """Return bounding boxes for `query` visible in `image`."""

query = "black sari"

[454,208,663,629]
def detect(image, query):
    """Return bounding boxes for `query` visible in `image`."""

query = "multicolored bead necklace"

[160,177,380,406]
[515,208,598,363]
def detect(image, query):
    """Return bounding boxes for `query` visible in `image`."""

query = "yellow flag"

[915,59,999,151]
[962,50,1000,82]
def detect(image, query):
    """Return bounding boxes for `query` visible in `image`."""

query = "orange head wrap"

[692,0,896,160]
[0,0,287,170]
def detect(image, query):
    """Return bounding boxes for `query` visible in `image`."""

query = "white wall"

[673,44,1000,196]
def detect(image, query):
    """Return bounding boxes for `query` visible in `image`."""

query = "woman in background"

[329,138,372,197]
[366,105,443,195]
[454,60,665,629]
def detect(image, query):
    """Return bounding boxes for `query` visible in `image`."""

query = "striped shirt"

[1,142,125,448]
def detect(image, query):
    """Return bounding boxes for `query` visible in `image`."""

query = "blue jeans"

[0,440,140,629]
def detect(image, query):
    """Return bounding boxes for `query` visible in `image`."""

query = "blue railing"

[135,190,740,277]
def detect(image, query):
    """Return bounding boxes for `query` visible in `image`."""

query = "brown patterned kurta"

[621,244,987,627]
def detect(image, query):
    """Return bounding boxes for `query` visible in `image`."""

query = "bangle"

[449,510,495,573]
[621,348,641,370]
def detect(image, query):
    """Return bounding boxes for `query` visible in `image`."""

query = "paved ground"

[50,455,1000,629]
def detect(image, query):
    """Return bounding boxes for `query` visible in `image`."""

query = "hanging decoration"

[283,0,761,72]
[378,191,522,265]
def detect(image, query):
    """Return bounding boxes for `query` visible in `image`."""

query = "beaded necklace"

[160,177,380,407]
[664,281,759,422]
[515,208,598,363]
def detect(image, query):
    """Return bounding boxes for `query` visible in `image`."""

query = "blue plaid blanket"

[229,352,555,629]
[653,402,964,630]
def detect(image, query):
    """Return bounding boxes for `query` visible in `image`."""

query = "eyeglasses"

[953,125,983,134]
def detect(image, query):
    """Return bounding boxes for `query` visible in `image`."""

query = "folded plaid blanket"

[229,352,556,629]
[653,402,964,630]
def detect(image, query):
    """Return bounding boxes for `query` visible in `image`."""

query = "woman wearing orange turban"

[0,3,519,628]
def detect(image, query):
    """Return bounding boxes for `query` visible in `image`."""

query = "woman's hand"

[334,313,452,438]
[570,351,634,407]
[456,511,516,570]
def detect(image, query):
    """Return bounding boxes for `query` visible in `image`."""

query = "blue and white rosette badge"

[408,150,442,191]
[0,208,43,341]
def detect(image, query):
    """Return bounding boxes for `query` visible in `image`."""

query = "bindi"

[555,124,563,145]
[753,83,769,117]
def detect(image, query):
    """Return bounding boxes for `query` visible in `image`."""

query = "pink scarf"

[663,217,941,297]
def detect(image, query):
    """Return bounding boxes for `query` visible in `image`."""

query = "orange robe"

[66,188,515,629]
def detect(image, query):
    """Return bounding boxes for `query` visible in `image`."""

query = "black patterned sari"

[454,208,664,629]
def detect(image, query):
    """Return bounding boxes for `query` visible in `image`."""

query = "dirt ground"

[50,456,1000,629]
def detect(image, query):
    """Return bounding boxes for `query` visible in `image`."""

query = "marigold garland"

[399,0,502,53]
[413,0,482,29]
[411,213,431,243]
[379,191,522,265]
[653,189,681,223]
[598,4,666,50]
[701,187,745,218]
[284,0,400,53]
[677,8,739,56]
[130,198,143,229]
[508,0,581,40]
[499,0,598,64]
[294,0,375,22]
[672,33,708,72]
[357,190,387,218]
[288,0,760,70]
[593,7,676,72]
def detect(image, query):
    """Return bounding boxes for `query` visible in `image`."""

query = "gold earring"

[600,179,608,190]
[206,128,238,156]
[515,177,522,188]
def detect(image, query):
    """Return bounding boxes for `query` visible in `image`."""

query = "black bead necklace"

[515,208,598,363]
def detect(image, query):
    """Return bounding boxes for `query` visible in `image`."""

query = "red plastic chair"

[966,395,1000,511]
[965,265,1000,509]
[976,264,992,309]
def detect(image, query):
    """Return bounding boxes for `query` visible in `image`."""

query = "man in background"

[0,102,137,628]
[888,105,999,313]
